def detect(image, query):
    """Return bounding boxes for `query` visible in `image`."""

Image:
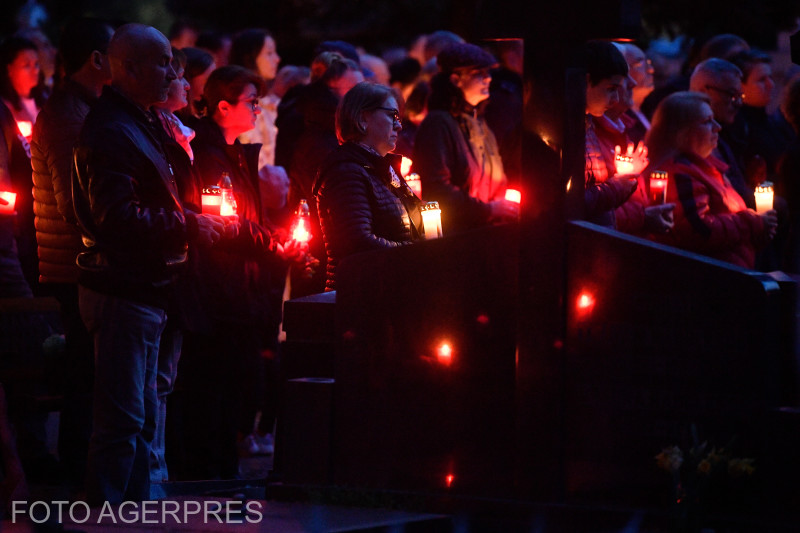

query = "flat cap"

[437,42,496,74]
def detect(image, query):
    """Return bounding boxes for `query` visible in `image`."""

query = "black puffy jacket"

[31,80,94,284]
[314,142,421,290]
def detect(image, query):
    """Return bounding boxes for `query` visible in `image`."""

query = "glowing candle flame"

[577,292,595,312]
[649,170,668,205]
[401,156,413,177]
[614,154,635,175]
[421,201,443,240]
[16,121,32,138]
[0,191,17,215]
[292,217,311,243]
[445,474,454,488]
[220,193,236,217]
[504,189,521,204]
[436,342,453,365]
[754,181,774,214]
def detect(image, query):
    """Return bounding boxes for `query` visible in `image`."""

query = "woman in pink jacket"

[646,91,777,268]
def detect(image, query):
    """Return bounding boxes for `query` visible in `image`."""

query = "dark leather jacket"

[314,142,421,290]
[31,79,95,284]
[72,85,198,308]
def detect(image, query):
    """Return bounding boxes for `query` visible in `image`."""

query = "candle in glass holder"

[420,201,443,240]
[649,170,668,204]
[291,199,312,243]
[754,181,774,214]
[219,172,237,217]
[201,186,222,215]
[614,154,635,175]
[504,188,521,204]
[0,191,17,215]
[406,173,422,199]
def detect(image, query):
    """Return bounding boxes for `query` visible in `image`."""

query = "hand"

[195,213,225,246]
[607,174,639,197]
[643,203,675,234]
[761,209,778,239]
[614,141,649,176]
[489,198,520,220]
[277,238,309,262]
[222,214,240,239]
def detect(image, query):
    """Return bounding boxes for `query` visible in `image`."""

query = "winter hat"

[437,42,497,74]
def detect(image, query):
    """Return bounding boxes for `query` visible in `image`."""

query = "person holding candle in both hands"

[590,52,675,237]
[413,42,518,235]
[646,91,777,269]
[584,40,649,229]
[178,65,306,479]
[314,81,423,291]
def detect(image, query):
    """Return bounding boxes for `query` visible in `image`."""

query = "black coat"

[184,117,285,332]
[73,85,196,308]
[314,142,421,290]
[31,79,94,284]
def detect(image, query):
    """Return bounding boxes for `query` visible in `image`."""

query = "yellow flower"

[655,446,684,472]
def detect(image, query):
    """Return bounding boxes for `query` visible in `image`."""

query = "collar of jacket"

[62,77,100,107]
[345,142,402,178]
[103,85,160,127]
[675,151,728,175]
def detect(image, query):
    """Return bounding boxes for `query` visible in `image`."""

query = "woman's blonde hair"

[645,91,711,165]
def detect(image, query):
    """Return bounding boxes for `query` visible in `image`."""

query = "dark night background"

[3,0,800,64]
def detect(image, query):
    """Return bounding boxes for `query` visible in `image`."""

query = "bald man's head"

[108,23,176,109]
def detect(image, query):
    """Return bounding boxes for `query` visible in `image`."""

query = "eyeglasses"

[705,85,744,105]
[375,106,401,125]
[238,97,260,110]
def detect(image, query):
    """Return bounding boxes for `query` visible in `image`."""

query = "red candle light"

[291,199,312,244]
[219,173,237,217]
[0,191,17,215]
[400,156,413,177]
[201,186,222,215]
[405,173,422,199]
[16,121,32,139]
[436,341,453,366]
[649,171,668,204]
[614,154,635,175]
[504,188,521,204]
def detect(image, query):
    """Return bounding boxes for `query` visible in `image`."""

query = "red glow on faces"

[445,474,454,488]
[436,342,453,365]
[577,292,595,313]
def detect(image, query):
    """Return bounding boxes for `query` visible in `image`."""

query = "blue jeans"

[79,286,166,505]
[150,321,181,485]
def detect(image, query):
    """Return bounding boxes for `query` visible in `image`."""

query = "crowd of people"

[0,4,799,514]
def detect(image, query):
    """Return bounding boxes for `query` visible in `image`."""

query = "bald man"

[72,23,225,504]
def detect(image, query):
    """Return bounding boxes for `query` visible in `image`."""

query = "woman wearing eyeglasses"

[646,91,776,268]
[314,82,422,290]
[413,42,518,235]
[180,65,302,479]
